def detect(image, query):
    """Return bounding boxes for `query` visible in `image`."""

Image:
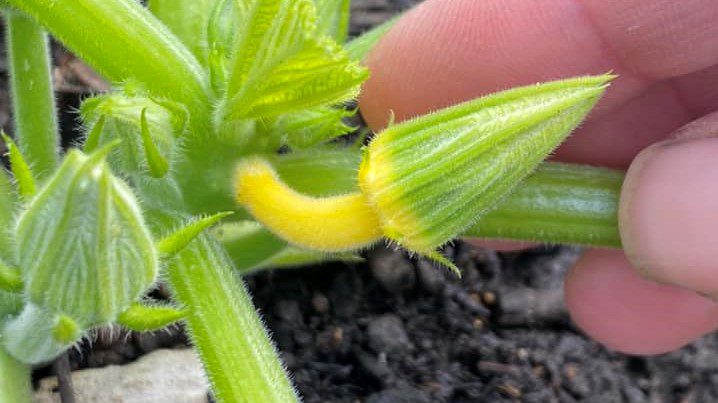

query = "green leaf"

[148,0,218,64]
[117,302,185,332]
[222,0,367,120]
[314,0,351,43]
[275,106,355,149]
[157,212,234,258]
[1,132,36,200]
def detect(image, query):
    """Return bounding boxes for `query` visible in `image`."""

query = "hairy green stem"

[166,234,298,403]
[465,162,624,248]
[5,11,59,178]
[0,347,31,403]
[5,0,211,113]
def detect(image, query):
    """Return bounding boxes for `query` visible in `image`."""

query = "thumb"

[620,111,718,297]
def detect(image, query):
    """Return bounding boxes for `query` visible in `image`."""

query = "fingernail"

[620,135,718,296]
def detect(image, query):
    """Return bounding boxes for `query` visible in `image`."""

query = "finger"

[564,249,718,355]
[360,0,718,161]
[619,112,718,297]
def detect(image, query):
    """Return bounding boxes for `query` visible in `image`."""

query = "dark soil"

[4,1,718,402]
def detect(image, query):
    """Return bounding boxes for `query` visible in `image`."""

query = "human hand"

[359,0,718,355]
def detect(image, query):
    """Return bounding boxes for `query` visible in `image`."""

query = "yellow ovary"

[235,158,383,252]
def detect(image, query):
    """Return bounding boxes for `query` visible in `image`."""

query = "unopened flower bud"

[358,75,613,253]
[15,148,158,326]
[235,75,613,262]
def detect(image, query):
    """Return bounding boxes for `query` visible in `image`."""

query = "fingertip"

[565,249,718,355]
[619,123,718,296]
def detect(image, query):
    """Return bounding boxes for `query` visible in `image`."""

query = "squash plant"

[0,0,624,402]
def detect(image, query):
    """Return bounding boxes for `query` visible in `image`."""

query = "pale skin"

[359,0,718,355]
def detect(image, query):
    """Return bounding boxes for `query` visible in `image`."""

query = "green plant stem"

[0,347,31,403]
[5,11,59,178]
[465,162,624,248]
[5,0,211,114]
[166,234,298,403]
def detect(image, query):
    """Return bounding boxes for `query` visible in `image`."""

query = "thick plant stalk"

[5,12,59,178]
[0,348,31,403]
[465,162,624,248]
[5,0,211,113]
[166,234,298,403]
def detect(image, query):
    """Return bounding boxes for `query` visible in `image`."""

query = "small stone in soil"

[369,247,415,293]
[367,314,411,354]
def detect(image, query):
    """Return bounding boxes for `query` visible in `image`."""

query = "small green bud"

[157,212,234,258]
[1,132,36,200]
[117,302,185,332]
[359,75,614,254]
[2,304,80,364]
[15,148,158,325]
[80,93,178,176]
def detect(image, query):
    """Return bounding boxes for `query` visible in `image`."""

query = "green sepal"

[157,212,234,258]
[314,0,351,43]
[0,260,22,293]
[15,148,157,324]
[83,114,106,153]
[117,302,185,332]
[140,108,170,178]
[424,250,461,278]
[359,75,615,254]
[2,304,83,364]
[1,132,36,200]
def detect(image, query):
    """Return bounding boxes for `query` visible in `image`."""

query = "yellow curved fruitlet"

[235,158,382,252]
